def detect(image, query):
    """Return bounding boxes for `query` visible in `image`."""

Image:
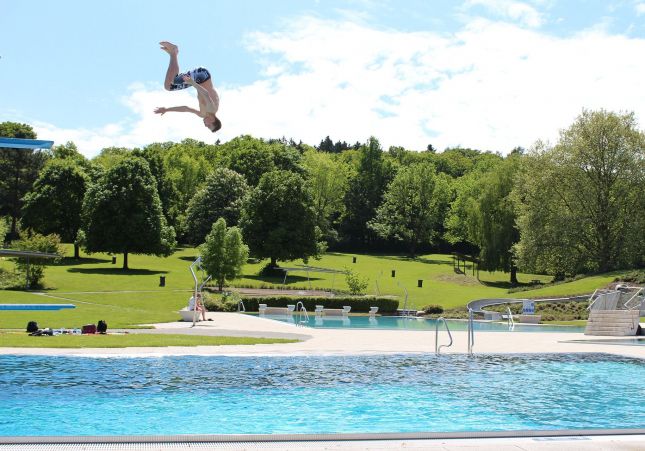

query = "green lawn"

[0,244,627,332]
[0,331,297,348]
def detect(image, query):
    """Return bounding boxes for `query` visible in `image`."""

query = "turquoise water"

[265,315,585,332]
[1,354,643,436]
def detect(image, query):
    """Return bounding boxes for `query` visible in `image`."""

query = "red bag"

[81,324,97,334]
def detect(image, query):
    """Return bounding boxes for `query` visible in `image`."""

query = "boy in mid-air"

[154,41,221,133]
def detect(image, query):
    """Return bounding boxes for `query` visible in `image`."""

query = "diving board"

[0,304,75,311]
[0,137,54,150]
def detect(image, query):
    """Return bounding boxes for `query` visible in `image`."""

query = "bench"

[259,304,295,316]
[321,306,351,316]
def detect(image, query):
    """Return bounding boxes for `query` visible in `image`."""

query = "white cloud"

[636,2,645,16]
[463,0,545,28]
[28,14,645,157]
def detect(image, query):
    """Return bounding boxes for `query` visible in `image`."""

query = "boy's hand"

[182,74,196,85]
[154,107,167,115]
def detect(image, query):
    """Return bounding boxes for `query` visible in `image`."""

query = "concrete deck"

[2,312,644,359]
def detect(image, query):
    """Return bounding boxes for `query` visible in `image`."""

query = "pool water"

[1,354,643,436]
[264,315,585,333]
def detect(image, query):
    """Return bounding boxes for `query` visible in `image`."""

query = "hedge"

[236,296,399,313]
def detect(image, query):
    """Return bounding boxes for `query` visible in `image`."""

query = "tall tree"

[240,170,320,267]
[341,137,394,246]
[515,110,645,276]
[0,122,48,239]
[22,159,89,258]
[200,218,249,291]
[221,135,277,186]
[302,149,350,242]
[185,167,249,245]
[82,157,176,269]
[369,163,451,257]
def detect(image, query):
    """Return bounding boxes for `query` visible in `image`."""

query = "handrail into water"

[237,300,245,312]
[397,282,411,318]
[435,317,453,355]
[296,301,309,326]
[467,308,475,355]
[506,306,515,331]
[586,289,602,311]
[624,287,645,310]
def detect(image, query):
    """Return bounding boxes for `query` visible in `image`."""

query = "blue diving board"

[0,138,54,150]
[0,304,75,311]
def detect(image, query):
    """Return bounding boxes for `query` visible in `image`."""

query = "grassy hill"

[0,245,621,329]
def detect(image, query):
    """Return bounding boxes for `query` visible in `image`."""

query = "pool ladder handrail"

[435,317,453,355]
[296,301,309,326]
[506,306,515,331]
[467,307,475,355]
[237,300,245,312]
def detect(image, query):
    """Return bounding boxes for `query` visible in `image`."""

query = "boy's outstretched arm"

[154,106,201,116]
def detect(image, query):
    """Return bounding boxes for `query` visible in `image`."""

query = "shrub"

[616,270,645,285]
[203,291,242,312]
[422,304,444,314]
[213,295,399,313]
[12,231,62,289]
[345,268,368,295]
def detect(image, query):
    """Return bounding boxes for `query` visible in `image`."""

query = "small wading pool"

[261,314,585,332]
[1,353,643,436]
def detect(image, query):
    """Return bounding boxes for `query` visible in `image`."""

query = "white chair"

[342,306,351,316]
[315,305,324,316]
[258,304,267,316]
[369,306,379,317]
[287,304,296,313]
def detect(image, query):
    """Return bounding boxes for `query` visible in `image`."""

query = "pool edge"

[2,428,645,445]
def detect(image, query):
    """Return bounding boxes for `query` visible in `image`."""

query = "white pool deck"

[2,312,643,359]
[1,313,644,450]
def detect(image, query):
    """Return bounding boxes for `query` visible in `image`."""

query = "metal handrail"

[435,317,453,355]
[296,301,309,326]
[506,306,515,331]
[467,308,475,355]
[624,288,645,310]
[397,282,410,318]
[237,300,245,312]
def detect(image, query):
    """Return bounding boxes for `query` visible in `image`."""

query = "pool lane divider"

[1,428,644,445]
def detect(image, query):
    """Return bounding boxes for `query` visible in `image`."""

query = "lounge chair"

[369,306,379,317]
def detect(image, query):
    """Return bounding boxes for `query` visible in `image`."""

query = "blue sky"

[2,0,645,156]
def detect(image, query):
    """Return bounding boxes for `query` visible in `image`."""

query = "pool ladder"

[506,306,515,331]
[435,317,453,355]
[467,307,475,355]
[296,301,309,327]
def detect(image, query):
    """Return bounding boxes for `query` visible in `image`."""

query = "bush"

[217,295,399,313]
[203,291,242,312]
[345,268,368,295]
[616,270,645,285]
[421,304,444,314]
[12,231,62,289]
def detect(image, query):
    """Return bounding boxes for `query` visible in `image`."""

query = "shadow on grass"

[478,280,519,290]
[244,274,324,285]
[371,255,452,266]
[51,257,111,266]
[178,256,199,262]
[67,268,169,276]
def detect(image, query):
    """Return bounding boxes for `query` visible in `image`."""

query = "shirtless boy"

[154,41,221,133]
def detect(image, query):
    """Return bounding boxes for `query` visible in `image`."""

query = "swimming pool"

[264,315,585,332]
[1,353,643,436]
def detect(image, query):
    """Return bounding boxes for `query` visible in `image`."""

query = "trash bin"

[111,256,116,264]
[391,270,396,277]
[417,279,423,288]
[352,257,357,263]
[159,276,166,287]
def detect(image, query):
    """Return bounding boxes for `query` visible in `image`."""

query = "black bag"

[26,321,39,333]
[97,320,108,334]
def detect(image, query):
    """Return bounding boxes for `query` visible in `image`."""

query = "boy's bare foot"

[159,41,178,55]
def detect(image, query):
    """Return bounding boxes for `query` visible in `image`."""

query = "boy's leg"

[160,41,180,91]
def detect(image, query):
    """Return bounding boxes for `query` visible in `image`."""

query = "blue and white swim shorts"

[169,67,211,91]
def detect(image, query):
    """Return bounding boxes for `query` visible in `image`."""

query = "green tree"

[82,157,176,269]
[200,218,249,291]
[185,167,249,245]
[341,137,394,246]
[241,170,320,267]
[369,163,451,257]
[0,216,8,244]
[514,110,645,276]
[22,159,89,258]
[302,149,350,242]
[13,231,62,288]
[0,122,48,239]
[221,135,277,186]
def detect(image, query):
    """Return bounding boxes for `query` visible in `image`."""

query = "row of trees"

[1,109,644,282]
